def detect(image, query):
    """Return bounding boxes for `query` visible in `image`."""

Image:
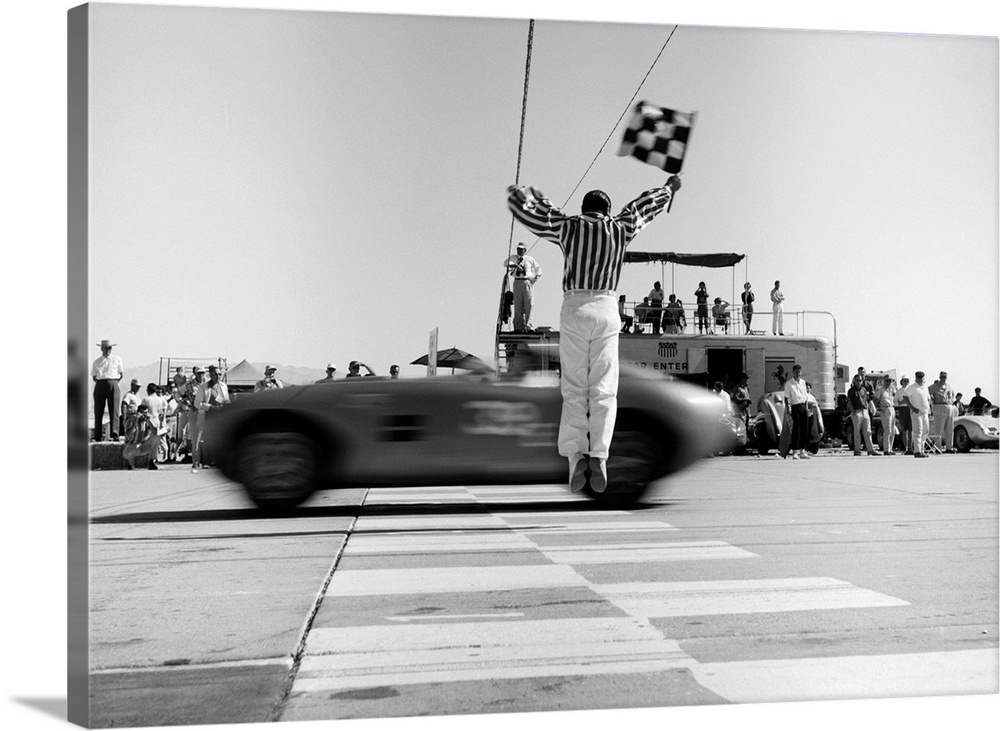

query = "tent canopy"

[225,359,264,386]
[624,252,745,268]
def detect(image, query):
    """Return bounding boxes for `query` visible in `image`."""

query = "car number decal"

[461,401,557,446]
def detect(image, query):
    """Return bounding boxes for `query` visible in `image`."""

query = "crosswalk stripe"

[343,532,538,554]
[352,515,508,532]
[327,564,590,595]
[294,617,693,692]
[593,577,909,617]
[501,521,679,534]
[689,648,999,702]
[539,541,757,563]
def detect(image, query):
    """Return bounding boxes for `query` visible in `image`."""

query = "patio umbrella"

[410,347,493,374]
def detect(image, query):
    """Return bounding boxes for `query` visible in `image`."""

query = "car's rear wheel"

[954,426,972,453]
[585,419,665,507]
[236,429,320,511]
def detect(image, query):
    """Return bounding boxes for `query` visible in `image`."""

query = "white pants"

[772,304,783,334]
[880,406,896,453]
[912,410,929,454]
[512,279,533,331]
[851,410,875,454]
[932,404,954,449]
[558,292,619,460]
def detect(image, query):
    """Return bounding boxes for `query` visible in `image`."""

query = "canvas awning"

[624,252,745,268]
[225,359,264,386]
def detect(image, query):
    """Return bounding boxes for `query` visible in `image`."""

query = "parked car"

[953,406,999,452]
[204,367,721,511]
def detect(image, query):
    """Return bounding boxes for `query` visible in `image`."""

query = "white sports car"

[953,406,999,452]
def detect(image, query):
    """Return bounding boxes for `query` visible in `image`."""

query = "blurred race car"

[953,406,999,452]
[709,398,748,456]
[204,367,720,511]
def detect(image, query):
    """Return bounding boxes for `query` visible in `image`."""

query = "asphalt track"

[81,449,998,727]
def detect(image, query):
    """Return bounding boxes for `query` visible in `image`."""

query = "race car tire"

[236,429,320,511]
[585,419,665,507]
[954,426,972,453]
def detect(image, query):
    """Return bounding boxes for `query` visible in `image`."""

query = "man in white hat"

[504,242,542,332]
[254,365,284,392]
[315,364,338,384]
[91,339,124,441]
[120,378,143,439]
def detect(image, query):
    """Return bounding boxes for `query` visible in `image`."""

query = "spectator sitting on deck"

[618,295,633,333]
[712,297,731,334]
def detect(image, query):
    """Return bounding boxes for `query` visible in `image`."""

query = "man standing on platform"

[91,339,124,441]
[770,281,785,336]
[504,243,542,332]
[507,175,681,493]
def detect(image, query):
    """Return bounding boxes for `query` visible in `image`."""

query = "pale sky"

[82,3,998,398]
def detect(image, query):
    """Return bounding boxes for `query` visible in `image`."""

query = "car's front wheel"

[954,426,973,453]
[236,429,321,511]
[585,419,665,507]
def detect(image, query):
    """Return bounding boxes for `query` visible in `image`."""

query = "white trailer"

[618,332,836,412]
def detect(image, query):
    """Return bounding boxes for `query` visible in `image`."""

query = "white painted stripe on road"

[539,541,757,564]
[690,648,999,702]
[351,515,508,532]
[344,532,538,554]
[503,521,679,534]
[593,577,909,617]
[367,486,472,493]
[495,510,630,518]
[294,616,692,691]
[364,490,479,504]
[386,612,525,622]
[327,564,590,595]
[467,486,571,495]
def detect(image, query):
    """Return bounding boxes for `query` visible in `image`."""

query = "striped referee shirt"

[507,184,674,292]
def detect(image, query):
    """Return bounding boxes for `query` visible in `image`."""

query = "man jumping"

[506,175,681,493]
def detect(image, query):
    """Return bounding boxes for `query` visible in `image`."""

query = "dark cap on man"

[915,371,925,379]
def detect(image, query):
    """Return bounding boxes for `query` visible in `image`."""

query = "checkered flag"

[617,101,694,174]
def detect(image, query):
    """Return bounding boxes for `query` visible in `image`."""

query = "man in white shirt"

[783,364,810,459]
[928,371,957,453]
[504,243,542,332]
[902,371,932,458]
[120,379,143,439]
[91,339,124,441]
[140,383,170,470]
[254,365,284,392]
[770,281,785,336]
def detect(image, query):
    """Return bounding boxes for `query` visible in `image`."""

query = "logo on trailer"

[658,341,678,358]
